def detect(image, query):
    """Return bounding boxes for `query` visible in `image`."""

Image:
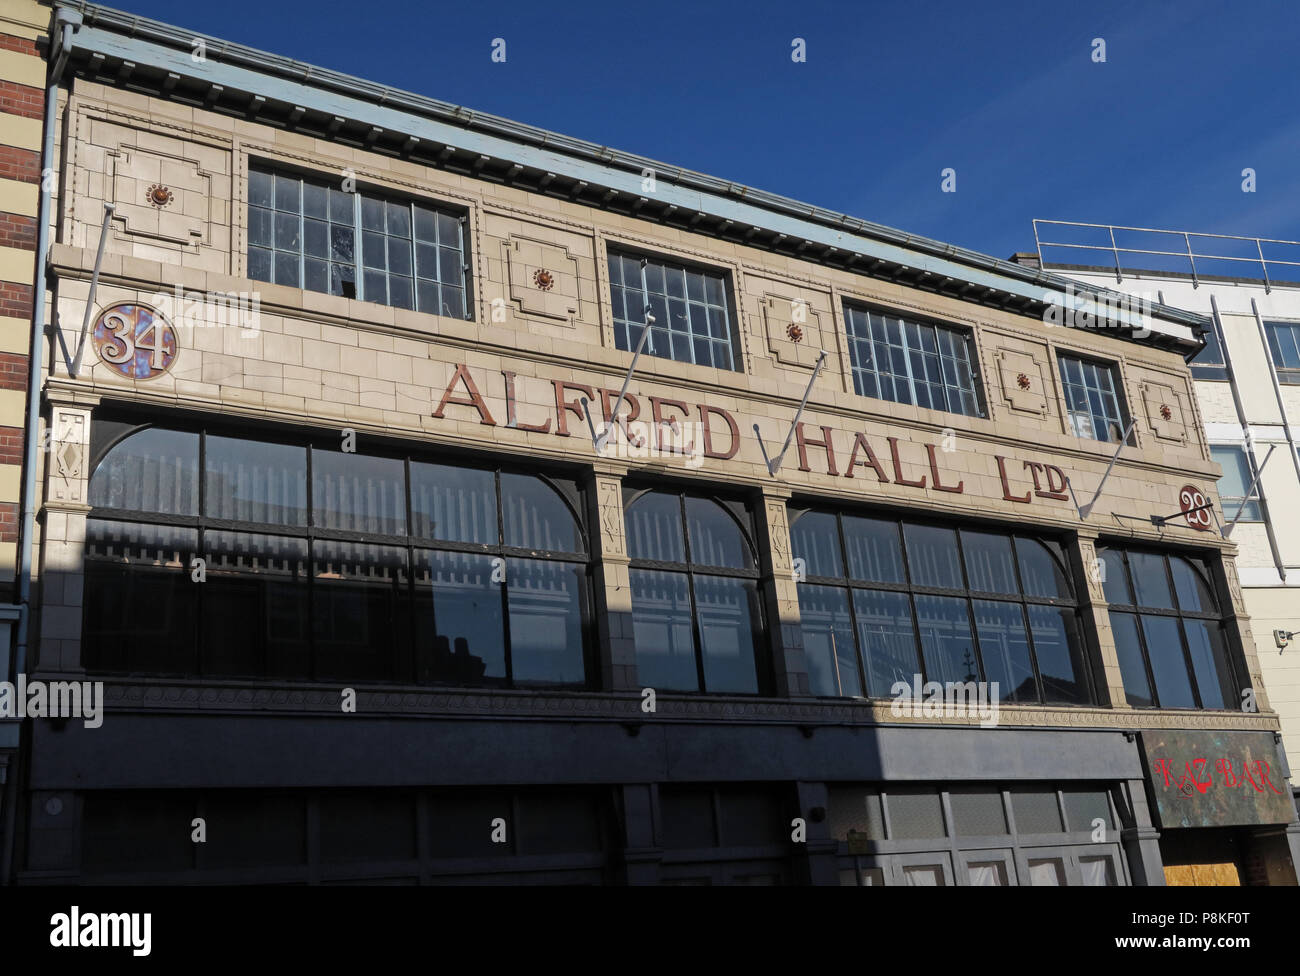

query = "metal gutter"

[56,1,1207,346]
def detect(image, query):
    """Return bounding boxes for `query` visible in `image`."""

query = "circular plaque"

[91,303,178,380]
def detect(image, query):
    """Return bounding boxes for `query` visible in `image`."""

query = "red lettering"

[1041,464,1070,500]
[598,389,644,447]
[502,371,551,433]
[844,433,890,483]
[887,437,926,488]
[698,403,739,460]
[795,424,839,476]
[926,443,963,494]
[996,455,1031,503]
[648,396,695,455]
[552,380,595,437]
[432,364,497,426]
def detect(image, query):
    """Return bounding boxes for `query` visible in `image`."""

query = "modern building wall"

[1045,259,1300,782]
[1,3,1296,884]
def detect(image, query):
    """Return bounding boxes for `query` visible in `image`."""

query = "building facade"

[1,1,1297,885]
[1033,221,1300,844]
[0,0,44,860]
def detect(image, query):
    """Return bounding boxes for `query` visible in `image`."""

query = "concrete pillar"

[618,783,662,885]
[1120,777,1166,885]
[795,781,839,885]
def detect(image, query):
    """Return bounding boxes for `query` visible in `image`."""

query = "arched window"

[624,489,763,694]
[83,421,589,688]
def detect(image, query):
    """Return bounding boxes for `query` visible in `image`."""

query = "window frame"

[841,301,986,418]
[247,162,473,319]
[606,245,741,372]
[1209,444,1263,523]
[1097,545,1240,711]
[788,508,1093,705]
[623,486,766,694]
[83,420,591,687]
[1056,352,1133,445]
[1262,319,1300,384]
[1190,318,1229,381]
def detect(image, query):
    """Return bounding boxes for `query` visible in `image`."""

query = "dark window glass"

[312,541,411,682]
[85,426,589,689]
[903,524,963,589]
[791,510,1090,705]
[914,594,979,684]
[1190,319,1229,381]
[1100,546,1239,710]
[203,793,306,868]
[798,584,861,697]
[204,435,308,525]
[201,531,310,678]
[506,558,586,685]
[625,490,763,694]
[843,516,905,583]
[1110,612,1153,708]
[501,473,580,552]
[414,549,505,685]
[1058,354,1129,443]
[409,461,496,544]
[82,792,196,874]
[311,449,406,536]
[89,427,199,515]
[789,510,842,579]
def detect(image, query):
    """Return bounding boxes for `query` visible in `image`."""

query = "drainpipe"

[2,4,82,887]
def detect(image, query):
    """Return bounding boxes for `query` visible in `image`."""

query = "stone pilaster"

[1070,530,1125,709]
[589,463,639,692]
[753,487,810,698]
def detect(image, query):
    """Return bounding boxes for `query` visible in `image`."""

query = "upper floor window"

[1098,547,1239,710]
[624,488,763,693]
[843,304,983,418]
[608,249,737,371]
[1190,319,1229,381]
[789,510,1091,705]
[1057,354,1131,444]
[84,422,589,687]
[247,166,470,319]
[1263,320,1300,384]
[1210,446,1262,522]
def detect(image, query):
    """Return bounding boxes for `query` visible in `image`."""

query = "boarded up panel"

[1163,862,1241,886]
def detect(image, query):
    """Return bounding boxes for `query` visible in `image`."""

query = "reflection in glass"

[409,462,495,544]
[204,436,307,525]
[971,600,1035,702]
[506,558,586,685]
[413,550,504,684]
[790,511,843,579]
[625,492,685,562]
[903,524,963,589]
[1140,615,1195,708]
[1170,557,1216,614]
[797,584,861,697]
[1183,619,1234,710]
[1098,548,1130,605]
[694,575,760,693]
[1015,537,1071,599]
[844,516,904,583]
[629,569,696,691]
[1027,605,1087,704]
[853,589,919,696]
[913,594,979,684]
[89,428,199,515]
[312,540,410,681]
[312,449,406,535]
[501,473,579,552]
[962,531,1017,594]
[685,497,751,569]
[1129,552,1174,609]
[1108,612,1153,708]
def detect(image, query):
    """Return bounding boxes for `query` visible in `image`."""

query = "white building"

[1027,221,1300,799]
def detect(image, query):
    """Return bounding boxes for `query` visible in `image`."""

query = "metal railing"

[1033,219,1300,294]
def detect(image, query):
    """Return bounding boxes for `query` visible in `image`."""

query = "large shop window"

[607,248,738,371]
[1098,547,1240,710]
[842,304,984,418]
[624,489,765,693]
[789,510,1092,704]
[247,165,470,318]
[83,424,590,687]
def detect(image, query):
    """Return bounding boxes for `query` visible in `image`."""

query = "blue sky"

[109,0,1300,260]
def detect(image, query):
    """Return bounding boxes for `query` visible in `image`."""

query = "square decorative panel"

[995,348,1048,415]
[502,236,580,327]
